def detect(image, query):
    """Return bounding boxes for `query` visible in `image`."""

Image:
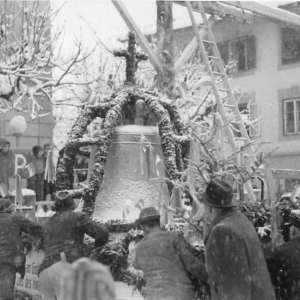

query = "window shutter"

[249,102,260,137]
[247,36,256,70]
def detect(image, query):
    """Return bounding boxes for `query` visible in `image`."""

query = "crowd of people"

[0,177,298,300]
[0,138,55,201]
[27,143,55,202]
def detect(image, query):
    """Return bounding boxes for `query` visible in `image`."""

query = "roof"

[221,1,300,27]
[143,1,300,37]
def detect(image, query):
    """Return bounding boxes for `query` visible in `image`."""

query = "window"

[281,27,300,65]
[232,102,260,138]
[283,99,300,135]
[217,36,256,74]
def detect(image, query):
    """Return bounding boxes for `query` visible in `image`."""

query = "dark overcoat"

[134,230,208,300]
[205,209,275,300]
[266,236,300,300]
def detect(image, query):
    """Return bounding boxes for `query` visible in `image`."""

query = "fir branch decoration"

[55,32,189,215]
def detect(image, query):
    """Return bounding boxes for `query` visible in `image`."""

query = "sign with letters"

[15,248,44,298]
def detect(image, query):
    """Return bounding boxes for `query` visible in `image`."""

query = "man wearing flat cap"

[38,191,110,300]
[0,197,42,300]
[133,206,208,300]
[266,209,300,300]
[202,178,275,300]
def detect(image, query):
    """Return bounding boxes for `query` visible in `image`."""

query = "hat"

[290,210,300,228]
[135,206,160,226]
[0,198,16,213]
[202,178,236,208]
[55,191,74,211]
[56,191,71,201]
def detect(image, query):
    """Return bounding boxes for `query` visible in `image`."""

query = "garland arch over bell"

[55,32,190,215]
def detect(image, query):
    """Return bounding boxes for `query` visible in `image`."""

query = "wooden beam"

[175,17,216,76]
[112,0,163,75]
[221,1,300,27]
[263,159,277,205]
[272,169,300,180]
[174,1,253,23]
[156,1,175,97]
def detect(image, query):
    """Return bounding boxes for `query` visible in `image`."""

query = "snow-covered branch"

[0,1,101,119]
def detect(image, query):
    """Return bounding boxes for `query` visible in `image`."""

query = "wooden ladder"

[185,1,256,201]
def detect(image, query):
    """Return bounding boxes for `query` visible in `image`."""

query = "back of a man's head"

[55,191,75,212]
[59,258,115,300]
[141,219,160,230]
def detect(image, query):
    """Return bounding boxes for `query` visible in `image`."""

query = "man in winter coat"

[0,197,42,300]
[0,138,15,196]
[28,145,45,201]
[266,209,300,300]
[202,178,275,300]
[133,206,208,300]
[38,191,110,300]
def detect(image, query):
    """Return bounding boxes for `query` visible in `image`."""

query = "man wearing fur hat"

[202,178,275,300]
[266,209,300,300]
[0,197,42,300]
[133,206,208,300]
[38,191,110,300]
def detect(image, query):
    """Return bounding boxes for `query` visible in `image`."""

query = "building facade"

[211,2,300,173]
[144,2,300,190]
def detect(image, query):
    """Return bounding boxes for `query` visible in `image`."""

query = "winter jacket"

[31,154,44,174]
[0,149,14,185]
[205,209,275,300]
[266,236,300,300]
[38,210,109,275]
[0,212,42,278]
[133,230,208,300]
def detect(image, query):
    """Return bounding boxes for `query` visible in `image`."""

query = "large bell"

[93,125,165,221]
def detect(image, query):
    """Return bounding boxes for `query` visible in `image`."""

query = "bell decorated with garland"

[55,32,189,223]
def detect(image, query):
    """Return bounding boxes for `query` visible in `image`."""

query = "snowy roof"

[142,1,300,37]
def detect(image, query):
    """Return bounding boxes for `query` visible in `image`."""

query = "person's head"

[59,258,116,300]
[289,210,300,240]
[0,198,15,214]
[32,145,43,158]
[2,141,10,153]
[201,178,236,222]
[43,143,52,155]
[0,137,8,152]
[135,206,160,234]
[54,191,75,212]
[59,147,65,157]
